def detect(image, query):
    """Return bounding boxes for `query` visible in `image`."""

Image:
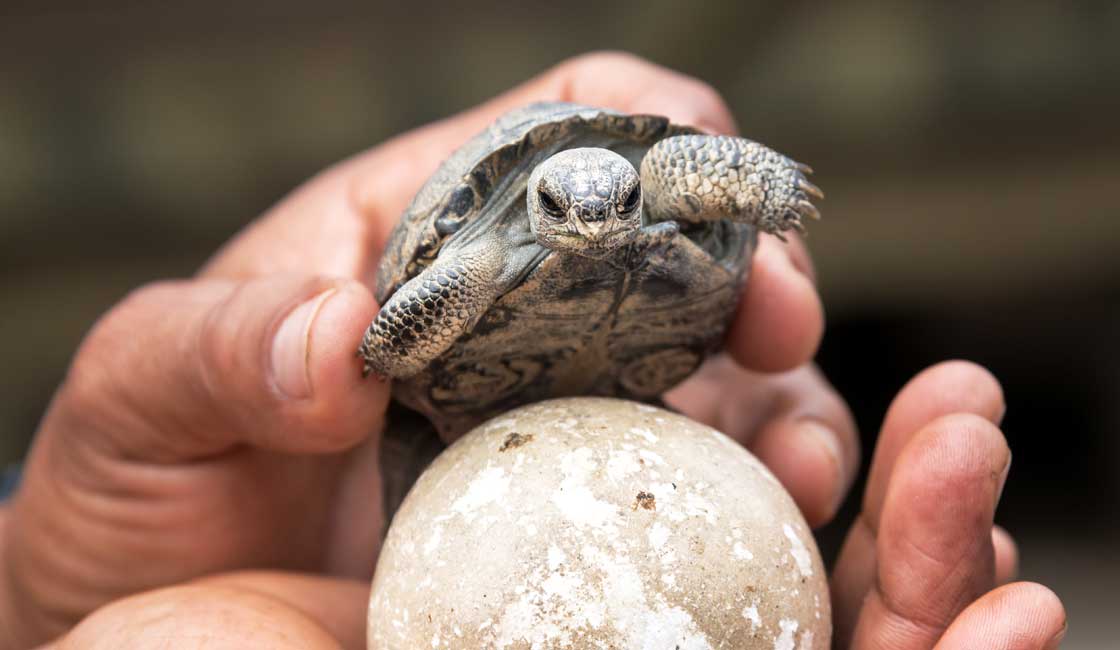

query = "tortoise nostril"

[577,201,609,223]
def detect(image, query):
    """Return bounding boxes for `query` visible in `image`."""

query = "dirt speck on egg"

[498,432,533,452]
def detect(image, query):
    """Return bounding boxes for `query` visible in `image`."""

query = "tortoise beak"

[569,202,638,250]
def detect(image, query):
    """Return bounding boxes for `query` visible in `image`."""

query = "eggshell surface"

[368,397,830,649]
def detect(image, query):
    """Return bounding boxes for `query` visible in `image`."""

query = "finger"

[55,275,386,459]
[392,50,739,164]
[558,51,739,133]
[993,525,1019,585]
[784,233,816,284]
[724,234,824,372]
[850,413,1010,650]
[933,582,1067,650]
[831,514,878,647]
[205,51,738,281]
[665,357,859,527]
[831,361,1006,643]
[865,360,1006,523]
[749,413,851,528]
[47,572,367,650]
[195,572,368,650]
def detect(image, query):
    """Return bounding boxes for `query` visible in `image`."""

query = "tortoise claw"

[361,363,388,383]
[358,345,387,382]
[796,199,821,221]
[796,178,825,201]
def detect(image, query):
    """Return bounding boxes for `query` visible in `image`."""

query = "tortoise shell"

[376,102,755,437]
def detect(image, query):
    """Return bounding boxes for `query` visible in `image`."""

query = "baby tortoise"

[361,102,821,437]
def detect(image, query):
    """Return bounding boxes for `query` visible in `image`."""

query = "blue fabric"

[0,464,20,500]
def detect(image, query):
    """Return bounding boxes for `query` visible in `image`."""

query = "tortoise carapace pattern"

[360,103,822,437]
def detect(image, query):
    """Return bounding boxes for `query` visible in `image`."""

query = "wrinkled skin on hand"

[0,52,1063,650]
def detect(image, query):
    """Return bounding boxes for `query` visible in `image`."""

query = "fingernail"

[995,402,1007,425]
[798,419,846,516]
[995,451,1012,507]
[271,289,337,399]
[1046,618,1068,649]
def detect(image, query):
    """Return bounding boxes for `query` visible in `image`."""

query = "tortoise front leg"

[360,244,509,379]
[640,135,823,240]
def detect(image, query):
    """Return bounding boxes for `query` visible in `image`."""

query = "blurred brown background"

[1,0,1117,646]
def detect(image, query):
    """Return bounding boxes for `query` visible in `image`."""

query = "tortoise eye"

[538,190,565,219]
[620,185,641,214]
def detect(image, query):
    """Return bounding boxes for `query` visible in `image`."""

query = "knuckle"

[69,584,248,645]
[563,50,649,75]
[791,363,860,470]
[94,281,178,339]
[669,76,734,132]
[59,355,110,420]
[62,280,187,411]
[113,280,190,324]
[814,372,858,439]
[194,284,247,395]
[553,52,736,134]
[683,77,729,113]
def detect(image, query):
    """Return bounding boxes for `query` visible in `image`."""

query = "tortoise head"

[527,147,642,258]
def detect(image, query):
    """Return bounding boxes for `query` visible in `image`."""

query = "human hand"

[675,357,1069,648]
[0,52,829,648]
[40,363,1065,650]
[677,357,1069,648]
[829,361,1067,649]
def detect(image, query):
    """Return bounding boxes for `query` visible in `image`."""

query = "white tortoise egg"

[368,397,830,649]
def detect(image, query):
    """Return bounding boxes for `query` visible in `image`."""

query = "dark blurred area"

[2,0,1117,645]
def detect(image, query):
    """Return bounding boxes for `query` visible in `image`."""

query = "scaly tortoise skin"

[360,102,821,438]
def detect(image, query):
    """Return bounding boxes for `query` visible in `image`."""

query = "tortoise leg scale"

[360,245,506,379]
[640,135,822,241]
